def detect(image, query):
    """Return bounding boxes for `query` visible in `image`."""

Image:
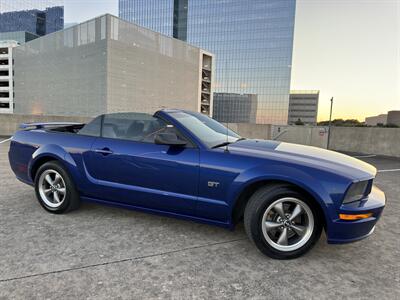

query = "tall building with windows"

[0,0,64,37]
[288,90,319,125]
[0,1,63,113]
[119,0,296,124]
[0,31,39,44]
[213,93,258,123]
[0,40,18,113]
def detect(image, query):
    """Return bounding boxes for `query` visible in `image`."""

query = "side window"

[156,124,189,144]
[102,113,174,144]
[78,115,102,137]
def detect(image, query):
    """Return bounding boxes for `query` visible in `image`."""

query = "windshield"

[168,111,241,148]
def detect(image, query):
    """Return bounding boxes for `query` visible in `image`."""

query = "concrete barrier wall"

[271,125,328,148]
[231,124,399,157]
[330,127,400,157]
[230,123,272,140]
[0,114,91,136]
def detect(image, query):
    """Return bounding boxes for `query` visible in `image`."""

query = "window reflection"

[119,0,296,124]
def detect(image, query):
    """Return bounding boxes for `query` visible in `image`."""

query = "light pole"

[327,97,334,149]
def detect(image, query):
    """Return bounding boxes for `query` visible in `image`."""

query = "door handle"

[94,147,113,156]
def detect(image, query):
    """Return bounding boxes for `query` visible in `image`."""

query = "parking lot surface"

[1,139,399,299]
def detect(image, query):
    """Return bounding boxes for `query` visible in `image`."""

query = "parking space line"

[0,238,246,283]
[0,138,11,144]
[377,169,400,173]
[353,154,377,158]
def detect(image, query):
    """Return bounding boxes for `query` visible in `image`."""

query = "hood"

[228,139,377,180]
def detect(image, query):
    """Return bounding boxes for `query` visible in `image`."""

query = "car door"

[83,112,199,216]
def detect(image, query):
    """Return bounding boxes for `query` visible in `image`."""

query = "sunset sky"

[65,0,400,122]
[291,0,399,121]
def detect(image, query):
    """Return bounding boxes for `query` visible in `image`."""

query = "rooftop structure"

[13,15,214,117]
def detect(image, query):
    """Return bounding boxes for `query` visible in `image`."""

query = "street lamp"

[327,97,334,149]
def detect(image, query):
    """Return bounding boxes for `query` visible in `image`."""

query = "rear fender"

[29,144,77,182]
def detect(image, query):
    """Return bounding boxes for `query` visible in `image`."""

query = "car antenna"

[223,58,230,153]
[225,121,229,152]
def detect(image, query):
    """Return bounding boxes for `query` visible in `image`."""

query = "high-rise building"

[0,1,64,37]
[0,1,63,114]
[0,31,39,44]
[0,40,18,113]
[213,93,258,123]
[288,90,319,125]
[119,0,296,124]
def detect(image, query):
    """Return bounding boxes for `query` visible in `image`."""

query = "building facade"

[0,1,64,114]
[0,31,39,44]
[365,111,400,126]
[288,90,319,125]
[387,111,400,126]
[119,0,296,124]
[213,93,257,123]
[0,40,18,113]
[365,114,388,126]
[13,15,213,117]
[0,0,63,37]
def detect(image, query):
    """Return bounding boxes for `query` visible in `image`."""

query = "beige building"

[13,14,213,117]
[365,111,400,126]
[288,90,319,125]
[365,114,388,126]
[387,111,400,126]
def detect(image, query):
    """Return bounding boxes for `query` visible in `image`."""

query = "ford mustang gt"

[8,109,386,259]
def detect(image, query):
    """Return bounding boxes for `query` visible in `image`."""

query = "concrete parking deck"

[0,139,399,299]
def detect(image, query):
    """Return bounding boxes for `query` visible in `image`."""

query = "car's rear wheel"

[34,161,80,213]
[244,184,322,259]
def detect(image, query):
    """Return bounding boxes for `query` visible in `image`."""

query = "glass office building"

[213,93,258,123]
[119,0,174,37]
[0,31,38,44]
[0,0,64,37]
[119,0,296,124]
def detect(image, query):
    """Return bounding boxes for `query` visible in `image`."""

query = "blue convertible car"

[8,110,385,259]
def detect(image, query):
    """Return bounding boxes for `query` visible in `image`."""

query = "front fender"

[29,144,77,182]
[228,163,349,230]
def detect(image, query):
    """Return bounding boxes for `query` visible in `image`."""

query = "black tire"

[244,184,322,259]
[34,161,80,214]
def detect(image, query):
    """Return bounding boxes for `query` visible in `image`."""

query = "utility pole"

[327,97,334,149]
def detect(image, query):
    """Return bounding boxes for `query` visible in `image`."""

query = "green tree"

[317,118,366,127]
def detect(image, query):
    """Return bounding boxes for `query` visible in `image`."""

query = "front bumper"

[327,185,385,244]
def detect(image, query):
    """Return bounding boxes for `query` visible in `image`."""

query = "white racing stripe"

[0,138,11,144]
[377,169,400,173]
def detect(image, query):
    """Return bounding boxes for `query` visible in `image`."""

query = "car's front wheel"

[244,184,322,259]
[34,161,80,213]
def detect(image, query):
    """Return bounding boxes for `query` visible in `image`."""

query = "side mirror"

[155,132,187,146]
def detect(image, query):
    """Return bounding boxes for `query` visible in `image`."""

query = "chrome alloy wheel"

[261,197,314,252]
[38,169,66,208]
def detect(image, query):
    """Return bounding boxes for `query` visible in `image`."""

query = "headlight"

[343,180,371,204]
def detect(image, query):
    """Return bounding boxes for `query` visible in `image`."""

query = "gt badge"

[208,181,220,188]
